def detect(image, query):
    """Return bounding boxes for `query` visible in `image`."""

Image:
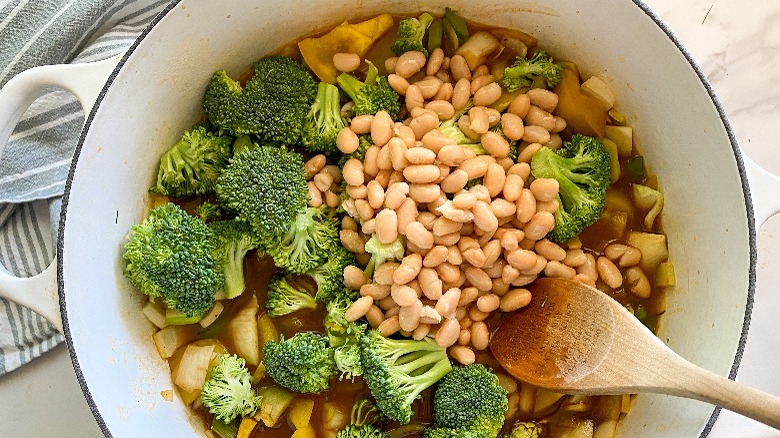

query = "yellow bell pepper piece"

[289,398,316,430]
[237,417,258,438]
[299,14,394,84]
[291,425,317,438]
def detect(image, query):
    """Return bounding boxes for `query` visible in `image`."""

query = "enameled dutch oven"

[1,0,779,436]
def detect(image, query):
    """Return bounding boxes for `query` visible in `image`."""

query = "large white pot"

[1,0,779,436]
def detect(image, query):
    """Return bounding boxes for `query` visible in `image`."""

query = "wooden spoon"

[490,277,780,429]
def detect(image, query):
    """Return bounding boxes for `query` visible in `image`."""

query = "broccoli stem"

[337,73,365,103]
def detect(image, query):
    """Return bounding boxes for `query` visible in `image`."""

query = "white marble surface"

[1,0,779,436]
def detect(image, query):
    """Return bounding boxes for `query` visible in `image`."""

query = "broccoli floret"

[391,13,435,57]
[263,332,337,393]
[337,61,401,119]
[123,203,222,316]
[503,50,563,92]
[151,126,233,198]
[209,220,261,299]
[195,201,224,222]
[204,56,317,144]
[530,134,611,243]
[200,354,261,423]
[423,428,482,438]
[266,206,339,274]
[215,144,308,237]
[432,364,508,437]
[265,273,317,318]
[363,234,405,279]
[502,422,543,438]
[359,330,452,423]
[302,82,350,155]
[325,295,366,379]
[308,245,357,304]
[438,105,485,155]
[336,398,389,438]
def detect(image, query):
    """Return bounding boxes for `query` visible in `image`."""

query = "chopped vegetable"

[265,273,317,318]
[581,76,616,110]
[604,125,633,157]
[255,385,297,427]
[391,13,435,56]
[302,82,350,155]
[626,231,669,273]
[632,183,664,229]
[201,354,261,423]
[211,419,239,438]
[153,324,197,359]
[199,302,225,328]
[142,299,167,329]
[263,332,337,393]
[226,295,260,366]
[655,261,676,287]
[298,14,394,83]
[553,68,607,137]
[174,343,216,392]
[166,308,203,326]
[266,206,340,274]
[503,50,562,91]
[444,8,469,42]
[209,219,262,299]
[600,138,620,184]
[236,417,257,438]
[337,61,401,118]
[456,31,501,71]
[289,398,316,430]
[502,421,543,438]
[624,155,645,183]
[427,18,444,54]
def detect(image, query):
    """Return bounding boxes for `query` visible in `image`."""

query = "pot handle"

[0,56,120,332]
[742,153,780,227]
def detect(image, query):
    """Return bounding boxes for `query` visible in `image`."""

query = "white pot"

[1,0,779,436]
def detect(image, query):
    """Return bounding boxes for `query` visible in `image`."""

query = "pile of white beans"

[305,48,649,365]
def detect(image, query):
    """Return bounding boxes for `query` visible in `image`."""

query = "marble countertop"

[1,0,779,436]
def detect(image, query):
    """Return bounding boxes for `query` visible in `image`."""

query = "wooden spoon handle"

[664,360,780,429]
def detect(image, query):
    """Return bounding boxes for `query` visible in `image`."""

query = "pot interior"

[60,0,752,436]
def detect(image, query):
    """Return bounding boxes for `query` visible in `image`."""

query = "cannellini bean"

[577,253,599,283]
[458,115,481,141]
[517,142,542,164]
[508,93,531,118]
[477,294,500,313]
[409,184,441,203]
[535,239,566,261]
[563,249,587,267]
[396,197,418,233]
[349,115,374,136]
[361,283,391,300]
[395,50,426,78]
[597,256,623,288]
[391,284,418,307]
[553,116,567,133]
[468,106,489,134]
[336,128,360,154]
[425,100,456,120]
[405,221,434,249]
[472,82,503,107]
[405,147,437,164]
[501,113,525,141]
[342,216,357,232]
[530,178,560,203]
[506,248,538,271]
[500,288,532,312]
[483,240,503,268]
[544,261,577,279]
[325,190,340,208]
[405,83,424,111]
[491,198,516,218]
[524,211,555,240]
[355,199,374,221]
[385,56,398,73]
[434,82,454,102]
[308,182,323,207]
[427,48,445,75]
[626,266,651,298]
[420,129,455,153]
[416,76,442,99]
[436,318,461,348]
[450,55,472,81]
[450,346,476,365]
[343,265,367,289]
[525,105,557,131]
[375,209,398,244]
[418,267,443,300]
[453,192,477,209]
[403,164,440,184]
[423,245,449,267]
[333,52,361,72]
[373,262,398,285]
[508,162,532,179]
[441,169,469,193]
[394,253,423,285]
[412,323,431,340]
[437,262,462,283]
[464,266,493,291]
[340,229,365,254]
[378,315,401,337]
[399,300,423,332]
[481,131,510,158]
[462,247,486,268]
[522,125,551,144]
[305,154,326,179]
[436,288,462,316]
[470,74,494,94]
[473,200,499,233]
[345,296,373,322]
[527,88,559,112]
[452,78,472,111]
[483,163,507,197]
[460,157,490,180]
[395,124,416,147]
[364,182,385,210]
[471,321,490,351]
[365,305,384,328]
[433,216,462,236]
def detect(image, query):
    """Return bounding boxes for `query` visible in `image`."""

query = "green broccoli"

[263,332,337,393]
[151,126,233,198]
[337,61,401,119]
[302,82,350,155]
[308,245,357,304]
[195,201,224,222]
[209,220,261,299]
[423,428,482,438]
[325,295,366,379]
[336,398,389,438]
[503,50,563,92]
[438,104,485,155]
[215,144,308,236]
[502,422,543,438]
[359,330,452,423]
[464,178,483,190]
[266,206,340,274]
[391,13,435,57]
[530,134,611,243]
[203,56,317,144]
[363,234,405,279]
[431,364,508,437]
[200,354,261,423]
[123,203,222,316]
[265,273,317,318]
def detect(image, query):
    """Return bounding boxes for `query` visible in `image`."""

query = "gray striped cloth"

[0,0,170,376]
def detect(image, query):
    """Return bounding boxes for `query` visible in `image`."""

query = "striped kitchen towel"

[0,0,170,376]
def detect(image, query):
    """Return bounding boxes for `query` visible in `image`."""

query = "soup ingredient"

[256,385,297,427]
[215,145,308,236]
[325,296,367,379]
[530,134,611,243]
[335,398,389,438]
[210,419,239,438]
[265,273,317,318]
[200,354,261,423]
[438,106,483,151]
[427,19,444,54]
[237,418,258,438]
[429,364,508,437]
[553,68,607,137]
[391,13,435,57]
[358,330,453,423]
[307,245,358,303]
[455,31,501,71]
[444,7,470,43]
[123,203,222,317]
[363,234,405,278]
[209,220,262,299]
[302,82,350,155]
[298,14,394,84]
[632,184,664,229]
[203,56,317,144]
[226,295,261,366]
[196,201,224,222]
[502,421,543,438]
[337,62,401,118]
[151,126,233,198]
[626,231,669,273]
[263,332,337,393]
[174,342,217,393]
[289,398,316,429]
[266,206,340,273]
[581,76,616,111]
[503,50,562,92]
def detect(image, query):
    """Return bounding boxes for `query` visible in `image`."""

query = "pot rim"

[56,1,757,436]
